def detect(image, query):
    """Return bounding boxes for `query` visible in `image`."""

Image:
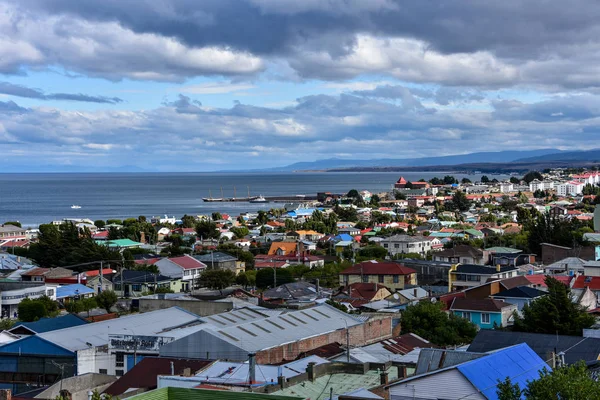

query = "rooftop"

[450,297,514,312]
[167,255,207,270]
[340,261,416,276]
[194,252,238,263]
[453,264,517,275]
[493,286,546,299]
[129,387,299,400]
[8,314,88,335]
[56,283,95,299]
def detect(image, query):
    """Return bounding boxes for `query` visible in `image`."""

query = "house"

[448,264,519,291]
[388,343,549,400]
[334,283,393,308]
[483,247,535,267]
[544,256,586,275]
[112,270,181,297]
[263,281,331,304]
[330,333,436,364]
[9,314,88,336]
[540,242,597,264]
[86,268,117,294]
[339,261,417,291]
[0,225,27,242]
[286,230,324,241]
[56,283,95,303]
[154,255,207,291]
[267,241,300,256]
[338,226,361,236]
[468,330,600,366]
[194,252,245,274]
[433,244,485,265]
[21,267,77,283]
[450,298,517,329]
[491,286,546,311]
[103,357,214,398]
[0,285,57,317]
[524,274,574,290]
[380,235,432,257]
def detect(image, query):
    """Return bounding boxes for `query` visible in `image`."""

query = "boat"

[71,205,81,209]
[249,195,269,203]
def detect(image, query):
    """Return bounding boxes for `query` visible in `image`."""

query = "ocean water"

[0,172,505,226]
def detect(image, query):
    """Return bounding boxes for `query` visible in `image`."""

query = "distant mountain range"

[513,149,600,163]
[267,149,564,171]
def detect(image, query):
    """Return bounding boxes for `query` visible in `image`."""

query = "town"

[0,167,600,399]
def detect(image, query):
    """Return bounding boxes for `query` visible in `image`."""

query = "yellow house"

[339,260,417,291]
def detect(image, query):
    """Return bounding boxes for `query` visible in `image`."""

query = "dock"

[202,195,319,203]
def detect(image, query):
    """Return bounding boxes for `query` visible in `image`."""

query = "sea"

[0,172,507,227]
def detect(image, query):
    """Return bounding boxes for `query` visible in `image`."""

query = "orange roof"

[85,268,116,277]
[267,241,298,255]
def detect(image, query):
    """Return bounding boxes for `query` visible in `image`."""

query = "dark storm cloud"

[0,82,123,104]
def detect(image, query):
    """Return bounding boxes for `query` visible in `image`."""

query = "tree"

[256,268,293,289]
[394,191,406,200]
[3,221,21,228]
[461,178,472,184]
[509,176,520,184]
[443,175,458,184]
[256,210,269,225]
[358,246,388,259]
[94,220,106,228]
[480,175,490,183]
[523,171,543,184]
[230,226,250,239]
[400,301,477,346]
[333,205,359,222]
[497,362,600,399]
[513,276,594,335]
[199,269,236,289]
[195,220,220,240]
[181,214,196,228]
[211,212,223,221]
[95,290,118,314]
[18,298,49,322]
[449,191,471,212]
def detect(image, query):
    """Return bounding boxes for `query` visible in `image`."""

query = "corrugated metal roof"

[415,348,486,375]
[204,304,364,352]
[39,307,202,351]
[56,284,95,299]
[9,314,87,334]
[129,387,300,400]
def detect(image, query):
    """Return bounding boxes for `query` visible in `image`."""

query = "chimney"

[182,368,191,377]
[170,361,175,375]
[307,362,316,382]
[380,371,389,385]
[248,353,256,384]
[413,288,418,297]
[316,279,320,295]
[496,264,501,272]
[0,390,10,400]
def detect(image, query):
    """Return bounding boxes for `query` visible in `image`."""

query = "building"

[490,286,546,311]
[112,270,181,297]
[286,230,325,241]
[154,256,207,291]
[483,247,535,267]
[339,261,417,291]
[529,179,554,192]
[21,267,77,283]
[388,343,548,400]
[448,264,519,291]
[267,241,301,256]
[159,303,392,364]
[380,235,432,257]
[0,225,27,242]
[125,387,308,400]
[333,283,393,309]
[1,285,57,317]
[433,245,485,265]
[556,181,585,196]
[194,252,244,274]
[8,314,88,336]
[449,298,517,329]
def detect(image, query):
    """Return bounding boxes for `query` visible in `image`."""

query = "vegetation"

[3,221,21,227]
[230,226,250,239]
[199,269,236,289]
[497,362,600,399]
[256,268,294,289]
[513,276,594,335]
[400,301,477,346]
[18,296,59,322]
[95,290,118,314]
[522,171,543,184]
[195,220,220,240]
[65,297,97,316]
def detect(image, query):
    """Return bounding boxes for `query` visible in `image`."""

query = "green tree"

[230,226,250,239]
[449,191,471,212]
[443,175,458,184]
[523,171,543,184]
[358,246,388,259]
[346,189,360,198]
[400,301,477,346]
[480,175,490,183]
[3,221,21,228]
[181,214,197,228]
[18,298,49,322]
[509,176,521,184]
[256,210,269,225]
[333,205,358,222]
[195,220,220,240]
[497,362,600,400]
[95,290,118,314]
[461,178,472,184]
[199,269,236,289]
[94,220,106,228]
[211,212,222,221]
[513,276,594,335]
[256,268,294,289]
[394,191,407,200]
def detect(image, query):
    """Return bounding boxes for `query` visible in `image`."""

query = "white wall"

[390,369,485,400]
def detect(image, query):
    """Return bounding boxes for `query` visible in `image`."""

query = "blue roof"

[9,313,88,334]
[457,343,549,400]
[56,284,95,299]
[0,335,75,356]
[334,234,354,242]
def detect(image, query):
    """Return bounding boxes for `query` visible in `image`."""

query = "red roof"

[134,258,161,265]
[340,261,416,276]
[524,274,573,287]
[255,261,287,269]
[344,282,390,302]
[168,255,207,270]
[573,275,600,290]
[22,267,50,276]
[0,240,30,248]
[85,268,116,277]
[92,231,109,239]
[396,176,407,184]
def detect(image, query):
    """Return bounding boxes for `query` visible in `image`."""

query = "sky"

[1,0,600,171]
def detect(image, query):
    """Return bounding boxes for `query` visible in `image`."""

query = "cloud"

[3,1,600,88]
[176,82,256,94]
[0,82,123,104]
[2,90,600,171]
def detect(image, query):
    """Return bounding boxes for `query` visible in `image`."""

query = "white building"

[556,181,585,196]
[154,255,207,291]
[529,179,554,192]
[499,183,514,193]
[380,235,433,257]
[1,285,56,317]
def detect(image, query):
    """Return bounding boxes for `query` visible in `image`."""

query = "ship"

[249,195,269,203]
[71,205,82,209]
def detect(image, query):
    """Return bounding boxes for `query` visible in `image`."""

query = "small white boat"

[249,195,268,203]
[71,205,82,209]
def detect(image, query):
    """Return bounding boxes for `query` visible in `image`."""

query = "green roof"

[484,246,522,254]
[363,231,377,236]
[98,239,143,248]
[275,367,397,400]
[463,229,484,236]
[129,387,301,400]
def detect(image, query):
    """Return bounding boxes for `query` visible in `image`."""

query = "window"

[116,353,124,367]
[132,284,142,292]
[481,313,490,324]
[114,284,121,291]
[461,312,471,321]
[383,243,388,248]
[99,369,108,374]
[394,244,399,248]
[378,275,384,283]
[116,369,124,377]
[46,289,54,296]
[362,275,369,283]
[393,275,399,283]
